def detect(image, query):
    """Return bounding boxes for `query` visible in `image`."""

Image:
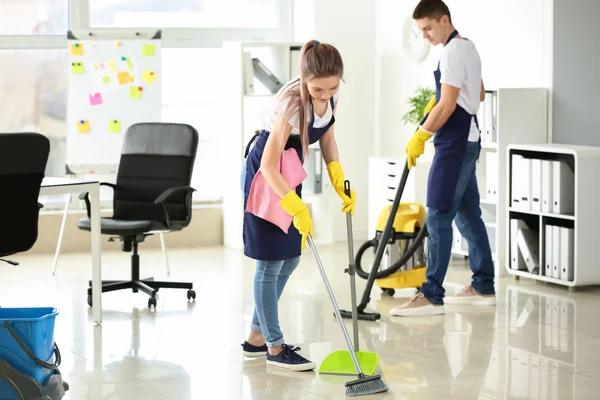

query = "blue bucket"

[0,307,59,400]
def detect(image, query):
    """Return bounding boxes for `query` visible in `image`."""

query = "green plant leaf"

[401,86,436,126]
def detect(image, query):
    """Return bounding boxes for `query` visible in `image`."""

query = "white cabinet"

[506,143,600,288]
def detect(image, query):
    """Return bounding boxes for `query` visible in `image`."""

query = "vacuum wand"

[340,181,380,321]
[357,160,411,313]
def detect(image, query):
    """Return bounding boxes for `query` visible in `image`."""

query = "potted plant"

[402,86,436,160]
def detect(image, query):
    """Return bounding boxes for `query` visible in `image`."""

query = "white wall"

[375,0,553,158]
[293,0,376,242]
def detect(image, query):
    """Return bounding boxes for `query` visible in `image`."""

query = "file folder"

[510,219,528,270]
[541,160,553,213]
[517,227,540,274]
[552,225,561,279]
[544,224,552,277]
[559,227,574,281]
[485,151,497,201]
[511,154,524,209]
[516,156,532,211]
[531,158,542,212]
[484,92,495,143]
[552,160,574,215]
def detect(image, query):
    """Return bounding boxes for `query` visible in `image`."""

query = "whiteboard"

[66,30,162,171]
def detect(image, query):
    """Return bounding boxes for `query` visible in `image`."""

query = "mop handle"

[344,180,360,352]
[308,235,363,376]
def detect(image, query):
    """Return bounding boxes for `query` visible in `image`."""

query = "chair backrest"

[0,133,50,257]
[114,123,198,225]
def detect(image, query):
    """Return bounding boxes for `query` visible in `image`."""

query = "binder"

[559,227,574,281]
[511,154,524,209]
[510,219,528,270]
[552,225,561,279]
[477,104,486,143]
[303,148,322,194]
[484,92,494,143]
[518,156,532,211]
[541,160,553,213]
[552,160,574,215]
[485,151,497,201]
[243,52,254,95]
[252,58,284,94]
[517,227,540,274]
[544,224,553,277]
[531,158,542,212]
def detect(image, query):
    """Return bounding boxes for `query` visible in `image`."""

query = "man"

[391,0,496,317]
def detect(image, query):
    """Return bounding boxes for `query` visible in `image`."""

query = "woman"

[240,39,356,371]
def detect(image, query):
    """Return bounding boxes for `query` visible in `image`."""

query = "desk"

[41,178,103,324]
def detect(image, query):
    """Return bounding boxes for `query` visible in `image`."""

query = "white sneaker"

[444,285,496,306]
[390,293,445,317]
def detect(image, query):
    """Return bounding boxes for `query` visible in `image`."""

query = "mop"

[308,225,388,397]
[319,181,380,376]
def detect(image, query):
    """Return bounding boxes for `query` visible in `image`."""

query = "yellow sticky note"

[142,70,157,84]
[102,76,111,83]
[70,43,84,56]
[110,61,116,72]
[142,44,155,56]
[129,86,143,99]
[118,71,131,84]
[77,120,90,134]
[71,62,84,74]
[108,120,121,133]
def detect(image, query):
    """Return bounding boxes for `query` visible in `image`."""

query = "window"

[89,0,279,29]
[0,0,68,35]
[161,48,226,199]
[0,49,68,205]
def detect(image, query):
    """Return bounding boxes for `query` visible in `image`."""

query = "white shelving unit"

[449,88,548,276]
[220,41,303,250]
[506,143,600,289]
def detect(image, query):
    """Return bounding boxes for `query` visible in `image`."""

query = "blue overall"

[242,96,335,261]
[420,30,495,304]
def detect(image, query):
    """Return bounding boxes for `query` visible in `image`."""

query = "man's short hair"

[412,0,452,23]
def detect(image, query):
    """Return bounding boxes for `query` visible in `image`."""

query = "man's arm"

[421,83,459,133]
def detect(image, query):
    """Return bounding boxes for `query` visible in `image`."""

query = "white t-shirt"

[264,80,340,135]
[439,38,482,142]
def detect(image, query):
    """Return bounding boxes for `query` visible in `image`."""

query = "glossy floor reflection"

[2,243,600,399]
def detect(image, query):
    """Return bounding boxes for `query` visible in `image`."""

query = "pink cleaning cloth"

[246,148,307,233]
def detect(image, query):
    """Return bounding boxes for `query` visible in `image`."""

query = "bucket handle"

[2,322,61,371]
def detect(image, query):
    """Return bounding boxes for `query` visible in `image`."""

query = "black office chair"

[77,123,198,309]
[0,133,49,264]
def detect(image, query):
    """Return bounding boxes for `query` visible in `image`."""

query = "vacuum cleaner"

[343,140,430,321]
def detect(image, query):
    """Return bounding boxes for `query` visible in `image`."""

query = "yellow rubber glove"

[279,190,313,250]
[405,126,434,170]
[326,161,356,215]
[424,95,436,115]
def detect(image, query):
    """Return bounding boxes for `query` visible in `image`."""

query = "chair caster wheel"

[187,289,196,301]
[381,288,395,297]
[148,297,157,309]
[87,295,92,307]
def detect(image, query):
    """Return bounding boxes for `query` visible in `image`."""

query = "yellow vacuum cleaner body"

[374,202,428,294]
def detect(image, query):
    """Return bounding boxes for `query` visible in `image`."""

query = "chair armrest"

[78,182,120,218]
[153,186,197,228]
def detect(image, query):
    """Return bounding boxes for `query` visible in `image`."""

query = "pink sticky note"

[89,93,103,106]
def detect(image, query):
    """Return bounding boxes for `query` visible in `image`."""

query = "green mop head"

[345,374,388,397]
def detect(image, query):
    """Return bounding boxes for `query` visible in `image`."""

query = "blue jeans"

[251,257,301,347]
[421,141,495,305]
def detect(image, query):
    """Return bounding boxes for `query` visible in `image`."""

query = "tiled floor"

[2,242,600,399]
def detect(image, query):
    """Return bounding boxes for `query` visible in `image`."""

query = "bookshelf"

[506,143,600,289]
[449,88,549,276]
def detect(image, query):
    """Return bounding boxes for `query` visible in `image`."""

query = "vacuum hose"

[354,223,428,280]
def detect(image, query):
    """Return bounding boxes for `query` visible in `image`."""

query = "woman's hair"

[272,39,344,156]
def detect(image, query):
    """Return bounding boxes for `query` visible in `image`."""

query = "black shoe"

[266,344,316,371]
[241,341,268,357]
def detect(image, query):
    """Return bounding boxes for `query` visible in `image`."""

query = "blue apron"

[427,29,481,213]
[242,97,336,261]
